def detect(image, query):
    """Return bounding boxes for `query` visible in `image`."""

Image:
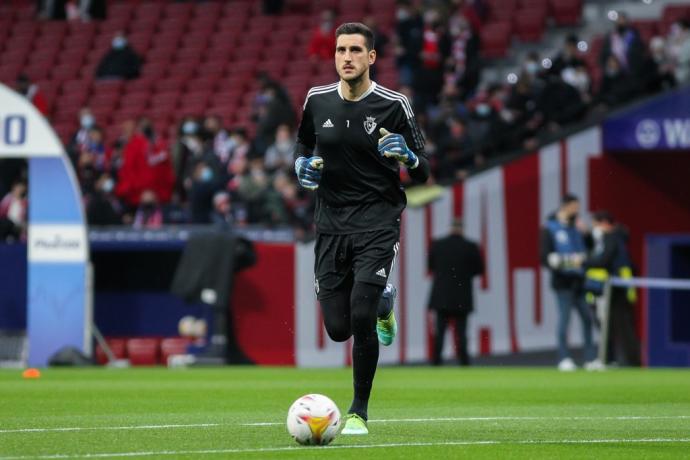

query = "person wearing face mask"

[597,55,636,109]
[86,174,123,226]
[189,162,220,224]
[598,12,644,93]
[67,107,96,166]
[583,211,640,367]
[264,124,296,173]
[308,9,337,61]
[133,189,163,229]
[394,1,424,87]
[540,194,598,371]
[95,31,142,80]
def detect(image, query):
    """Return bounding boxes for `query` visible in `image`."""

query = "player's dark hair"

[561,193,579,206]
[335,22,375,51]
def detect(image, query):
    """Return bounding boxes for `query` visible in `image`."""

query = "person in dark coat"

[427,218,484,365]
[583,211,640,366]
[96,32,142,80]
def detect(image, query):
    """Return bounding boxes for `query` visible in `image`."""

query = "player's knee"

[324,322,351,342]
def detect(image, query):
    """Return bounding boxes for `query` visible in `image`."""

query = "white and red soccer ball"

[286,394,341,445]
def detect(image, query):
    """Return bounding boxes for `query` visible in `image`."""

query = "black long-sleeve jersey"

[294,81,429,234]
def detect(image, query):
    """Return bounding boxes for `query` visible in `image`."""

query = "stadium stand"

[1,0,690,235]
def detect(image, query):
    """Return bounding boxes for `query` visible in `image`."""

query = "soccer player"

[294,22,429,435]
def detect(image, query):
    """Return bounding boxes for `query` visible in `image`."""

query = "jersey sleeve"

[294,97,316,161]
[395,99,430,183]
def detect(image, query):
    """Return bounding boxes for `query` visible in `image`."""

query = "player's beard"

[340,67,367,86]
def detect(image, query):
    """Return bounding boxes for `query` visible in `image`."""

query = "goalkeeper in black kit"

[293,22,429,435]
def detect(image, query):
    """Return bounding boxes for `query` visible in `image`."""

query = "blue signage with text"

[603,86,690,151]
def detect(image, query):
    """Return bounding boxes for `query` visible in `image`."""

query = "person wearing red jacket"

[15,74,48,116]
[308,10,336,61]
[115,119,174,208]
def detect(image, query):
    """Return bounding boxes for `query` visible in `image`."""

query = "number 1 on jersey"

[346,120,350,128]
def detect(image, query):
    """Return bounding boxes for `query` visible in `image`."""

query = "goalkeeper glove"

[378,128,419,169]
[294,156,323,190]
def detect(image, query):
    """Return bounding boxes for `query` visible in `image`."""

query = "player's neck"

[340,76,372,101]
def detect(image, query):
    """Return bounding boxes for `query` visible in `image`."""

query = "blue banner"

[603,85,690,151]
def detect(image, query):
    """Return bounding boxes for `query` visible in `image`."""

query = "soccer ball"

[286,394,341,445]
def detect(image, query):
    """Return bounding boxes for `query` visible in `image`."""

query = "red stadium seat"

[66,21,97,39]
[1,49,29,67]
[196,62,227,79]
[151,32,183,49]
[160,337,192,367]
[284,0,310,13]
[126,338,160,366]
[146,47,176,62]
[98,19,131,37]
[180,31,212,49]
[140,65,168,80]
[112,109,143,125]
[519,0,549,10]
[108,3,133,21]
[157,18,189,35]
[480,22,512,59]
[151,92,180,110]
[487,0,518,22]
[125,78,155,93]
[51,64,80,81]
[154,77,186,93]
[185,76,220,92]
[176,47,205,63]
[136,2,164,20]
[61,79,92,98]
[118,92,150,110]
[164,2,194,19]
[194,2,222,18]
[92,80,124,96]
[22,64,50,81]
[514,9,547,42]
[57,49,88,67]
[550,0,582,26]
[95,338,127,365]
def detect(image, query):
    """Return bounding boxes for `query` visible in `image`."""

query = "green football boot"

[341,413,369,435]
[376,284,397,346]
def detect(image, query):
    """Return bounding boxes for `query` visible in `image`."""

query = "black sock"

[348,396,369,420]
[349,282,382,422]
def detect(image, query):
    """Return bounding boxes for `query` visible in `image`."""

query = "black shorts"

[314,228,400,300]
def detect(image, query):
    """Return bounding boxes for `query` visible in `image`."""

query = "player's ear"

[368,49,376,66]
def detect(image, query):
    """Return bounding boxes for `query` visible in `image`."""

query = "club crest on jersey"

[363,116,377,135]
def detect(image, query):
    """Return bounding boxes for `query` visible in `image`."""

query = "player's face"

[335,34,376,82]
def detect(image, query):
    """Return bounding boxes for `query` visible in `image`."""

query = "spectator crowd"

[2,0,690,242]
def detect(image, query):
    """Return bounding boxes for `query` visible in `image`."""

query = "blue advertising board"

[603,85,690,151]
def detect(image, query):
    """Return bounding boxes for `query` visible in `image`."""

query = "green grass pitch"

[1,367,689,459]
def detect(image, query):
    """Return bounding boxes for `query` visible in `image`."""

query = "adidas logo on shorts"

[376,268,387,278]
[322,119,334,128]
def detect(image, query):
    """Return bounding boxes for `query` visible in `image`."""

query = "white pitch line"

[1,438,689,459]
[0,424,220,435]
[242,415,690,426]
[3,416,688,433]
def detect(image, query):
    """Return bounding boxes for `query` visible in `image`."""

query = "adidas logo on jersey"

[376,268,387,278]
[322,119,334,128]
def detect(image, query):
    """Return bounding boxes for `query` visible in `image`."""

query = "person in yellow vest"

[583,211,641,366]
